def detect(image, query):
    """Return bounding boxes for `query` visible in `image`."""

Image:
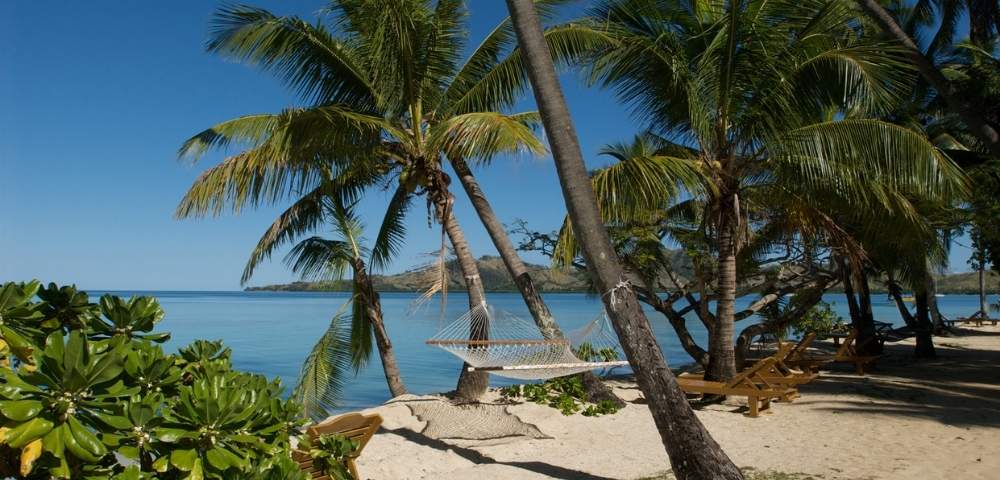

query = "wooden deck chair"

[677,357,797,417]
[765,342,819,387]
[686,345,812,401]
[786,330,879,375]
[294,412,383,480]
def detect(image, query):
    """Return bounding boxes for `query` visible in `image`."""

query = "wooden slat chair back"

[786,329,879,375]
[784,332,817,363]
[763,343,818,388]
[293,412,383,480]
[677,357,797,417]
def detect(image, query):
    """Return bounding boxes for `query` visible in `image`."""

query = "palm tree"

[175,1,603,400]
[568,0,966,381]
[503,0,744,478]
[856,0,1000,155]
[281,196,406,419]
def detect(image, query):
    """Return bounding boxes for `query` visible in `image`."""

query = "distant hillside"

[933,271,999,295]
[245,256,592,293]
[246,255,996,295]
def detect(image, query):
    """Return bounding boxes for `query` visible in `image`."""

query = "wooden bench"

[294,412,383,480]
[678,357,797,417]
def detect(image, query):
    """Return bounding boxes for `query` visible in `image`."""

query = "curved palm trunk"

[504,1,743,477]
[914,286,937,358]
[450,155,622,405]
[707,201,738,382]
[438,200,490,401]
[888,280,918,328]
[857,0,1000,156]
[353,259,407,397]
[450,156,560,337]
[978,262,988,318]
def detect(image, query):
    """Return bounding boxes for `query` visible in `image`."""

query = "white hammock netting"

[426,302,631,380]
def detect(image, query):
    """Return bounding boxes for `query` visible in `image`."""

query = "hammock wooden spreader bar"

[468,360,631,372]
[426,339,570,346]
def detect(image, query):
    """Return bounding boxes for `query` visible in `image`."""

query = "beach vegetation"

[498,376,622,417]
[174,0,612,402]
[0,281,329,479]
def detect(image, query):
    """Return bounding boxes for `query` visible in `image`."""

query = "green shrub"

[789,301,847,337]
[0,280,313,479]
[498,376,621,417]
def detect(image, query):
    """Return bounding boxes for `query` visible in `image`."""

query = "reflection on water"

[88,290,991,411]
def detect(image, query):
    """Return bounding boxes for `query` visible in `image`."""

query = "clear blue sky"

[1,1,973,291]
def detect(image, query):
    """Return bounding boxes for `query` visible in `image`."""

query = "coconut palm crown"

[175,0,606,277]
[552,0,969,380]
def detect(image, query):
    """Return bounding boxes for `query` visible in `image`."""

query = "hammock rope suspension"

[426,302,630,380]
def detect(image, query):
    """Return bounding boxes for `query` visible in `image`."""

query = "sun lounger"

[689,343,815,399]
[677,357,797,417]
[294,412,383,480]
[785,329,879,375]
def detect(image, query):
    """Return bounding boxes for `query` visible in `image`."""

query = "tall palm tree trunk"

[979,262,987,318]
[914,286,937,358]
[856,0,1000,156]
[504,1,743,477]
[708,203,738,382]
[450,155,560,337]
[438,200,490,401]
[854,268,880,355]
[450,155,622,405]
[353,260,407,397]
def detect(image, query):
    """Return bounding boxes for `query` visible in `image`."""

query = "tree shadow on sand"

[792,329,1000,427]
[382,426,617,480]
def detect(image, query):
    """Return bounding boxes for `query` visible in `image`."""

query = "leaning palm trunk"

[352,259,407,397]
[450,155,622,405]
[707,200,738,381]
[436,198,490,401]
[503,1,743,477]
[856,0,1000,156]
[914,286,937,358]
[978,263,988,318]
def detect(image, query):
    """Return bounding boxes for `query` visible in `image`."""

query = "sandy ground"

[349,326,1000,479]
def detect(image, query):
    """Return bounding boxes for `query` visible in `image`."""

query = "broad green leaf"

[0,399,43,421]
[4,416,54,448]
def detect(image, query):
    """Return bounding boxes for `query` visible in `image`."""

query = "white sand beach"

[350,326,1000,479]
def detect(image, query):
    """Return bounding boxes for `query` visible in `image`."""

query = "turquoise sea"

[88,290,991,412]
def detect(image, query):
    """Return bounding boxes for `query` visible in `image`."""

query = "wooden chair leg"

[348,459,360,480]
[748,395,759,417]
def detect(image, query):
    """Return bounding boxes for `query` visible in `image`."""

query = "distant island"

[245,255,996,295]
[246,256,592,293]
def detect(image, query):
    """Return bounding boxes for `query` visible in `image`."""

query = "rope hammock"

[426,302,631,380]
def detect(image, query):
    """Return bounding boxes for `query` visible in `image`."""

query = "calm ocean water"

[88,290,990,412]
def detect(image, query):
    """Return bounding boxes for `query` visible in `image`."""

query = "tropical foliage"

[0,281,309,479]
[175,0,616,399]
[538,0,969,376]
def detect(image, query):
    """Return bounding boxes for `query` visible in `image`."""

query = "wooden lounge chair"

[294,412,383,480]
[690,343,815,399]
[677,357,797,417]
[766,341,819,387]
[785,329,879,375]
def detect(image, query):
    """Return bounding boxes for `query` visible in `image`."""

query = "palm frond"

[208,4,376,107]
[292,304,355,421]
[370,186,412,272]
[430,111,545,162]
[242,185,327,284]
[284,236,356,281]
